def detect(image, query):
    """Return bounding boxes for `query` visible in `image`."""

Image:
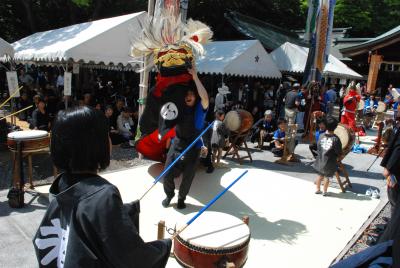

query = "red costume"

[341,89,361,131]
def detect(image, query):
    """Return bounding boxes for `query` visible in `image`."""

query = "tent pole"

[137,0,155,143]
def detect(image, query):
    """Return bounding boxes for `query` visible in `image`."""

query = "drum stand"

[276,124,299,165]
[372,112,385,129]
[223,131,252,164]
[334,160,352,193]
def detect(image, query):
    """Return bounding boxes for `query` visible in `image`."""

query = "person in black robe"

[30,99,50,131]
[33,106,171,268]
[379,117,400,266]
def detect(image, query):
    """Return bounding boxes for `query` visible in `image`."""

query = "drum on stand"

[334,124,355,156]
[7,130,50,152]
[174,211,250,268]
[224,109,254,134]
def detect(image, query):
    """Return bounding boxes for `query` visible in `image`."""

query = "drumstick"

[171,170,248,239]
[139,121,216,201]
[0,86,23,109]
[0,105,33,121]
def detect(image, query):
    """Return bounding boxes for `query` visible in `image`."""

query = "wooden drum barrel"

[174,211,250,268]
[7,130,50,152]
[224,109,254,134]
[334,124,355,156]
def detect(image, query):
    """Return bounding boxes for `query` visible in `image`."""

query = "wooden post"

[157,220,165,240]
[367,54,383,94]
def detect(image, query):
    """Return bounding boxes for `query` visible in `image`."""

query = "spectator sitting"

[111,99,125,128]
[105,106,126,145]
[17,92,33,121]
[309,117,327,158]
[117,107,135,146]
[251,110,276,150]
[30,98,50,131]
[271,118,287,157]
[363,94,379,129]
[83,93,93,107]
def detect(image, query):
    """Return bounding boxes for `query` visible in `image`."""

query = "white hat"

[293,83,300,88]
[264,110,272,116]
[218,85,231,95]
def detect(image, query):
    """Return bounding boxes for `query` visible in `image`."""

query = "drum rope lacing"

[156,223,250,255]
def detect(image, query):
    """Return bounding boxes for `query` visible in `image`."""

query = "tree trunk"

[21,0,37,33]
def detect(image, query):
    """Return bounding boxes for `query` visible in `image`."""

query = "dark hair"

[215,110,225,117]
[317,117,327,126]
[325,116,338,131]
[277,118,287,125]
[105,105,114,111]
[51,106,110,173]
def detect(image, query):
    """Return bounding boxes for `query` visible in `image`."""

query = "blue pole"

[187,170,248,225]
[153,121,215,184]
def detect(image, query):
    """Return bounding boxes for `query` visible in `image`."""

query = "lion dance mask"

[131,9,213,161]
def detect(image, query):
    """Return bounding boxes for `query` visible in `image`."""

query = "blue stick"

[139,121,215,201]
[187,170,248,226]
[153,121,215,184]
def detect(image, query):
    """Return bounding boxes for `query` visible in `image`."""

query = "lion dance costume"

[341,86,361,132]
[130,8,213,162]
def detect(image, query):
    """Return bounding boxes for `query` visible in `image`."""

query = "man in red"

[341,85,361,131]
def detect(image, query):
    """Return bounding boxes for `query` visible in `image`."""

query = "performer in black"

[34,106,171,268]
[162,67,209,209]
[379,116,400,266]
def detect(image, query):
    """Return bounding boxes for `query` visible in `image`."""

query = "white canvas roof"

[0,37,14,58]
[271,42,362,79]
[196,40,282,78]
[12,12,146,66]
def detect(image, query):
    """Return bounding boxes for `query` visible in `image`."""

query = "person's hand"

[187,66,198,79]
[200,146,208,157]
[383,167,390,177]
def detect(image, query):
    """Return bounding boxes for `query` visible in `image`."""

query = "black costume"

[31,109,50,131]
[163,102,206,201]
[34,173,171,268]
[379,127,400,266]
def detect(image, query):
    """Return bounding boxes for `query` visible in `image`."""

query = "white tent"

[271,42,362,79]
[0,37,14,58]
[196,40,282,78]
[12,12,146,66]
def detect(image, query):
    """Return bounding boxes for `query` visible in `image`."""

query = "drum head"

[7,130,48,141]
[334,125,349,149]
[178,211,250,249]
[224,111,240,132]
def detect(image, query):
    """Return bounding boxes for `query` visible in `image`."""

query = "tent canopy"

[0,37,14,58]
[271,42,363,79]
[12,12,146,66]
[196,40,282,79]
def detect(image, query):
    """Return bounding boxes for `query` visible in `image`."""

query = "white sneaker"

[372,190,380,199]
[365,188,373,196]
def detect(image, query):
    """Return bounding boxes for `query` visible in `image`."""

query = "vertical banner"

[303,0,336,84]
[304,0,319,42]
[366,54,383,93]
[64,72,72,96]
[6,71,19,98]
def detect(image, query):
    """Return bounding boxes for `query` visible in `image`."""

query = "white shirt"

[56,75,64,87]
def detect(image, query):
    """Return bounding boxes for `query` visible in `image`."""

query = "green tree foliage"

[0,0,399,43]
[334,0,400,37]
